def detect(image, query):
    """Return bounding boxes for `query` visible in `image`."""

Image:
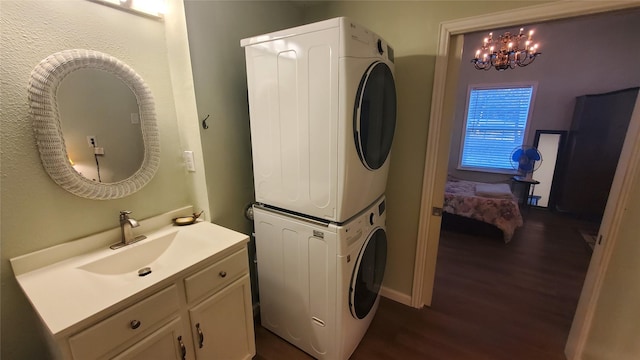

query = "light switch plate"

[183,151,196,172]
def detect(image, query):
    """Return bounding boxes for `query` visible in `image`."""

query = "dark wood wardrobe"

[556,87,639,220]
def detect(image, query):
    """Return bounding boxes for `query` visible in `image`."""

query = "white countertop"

[11,214,248,336]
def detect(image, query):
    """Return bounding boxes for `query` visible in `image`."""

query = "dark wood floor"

[254,209,593,360]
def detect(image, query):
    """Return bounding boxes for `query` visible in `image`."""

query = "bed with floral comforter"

[443,179,523,242]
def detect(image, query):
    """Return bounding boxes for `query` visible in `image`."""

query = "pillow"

[475,183,514,199]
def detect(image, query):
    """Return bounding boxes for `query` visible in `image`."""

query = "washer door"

[350,227,388,319]
[353,61,397,170]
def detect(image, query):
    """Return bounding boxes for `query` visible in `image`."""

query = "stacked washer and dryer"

[241,17,397,360]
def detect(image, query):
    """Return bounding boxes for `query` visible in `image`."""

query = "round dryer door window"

[354,61,397,170]
[350,227,387,319]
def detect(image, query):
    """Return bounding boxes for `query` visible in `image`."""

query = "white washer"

[242,18,396,222]
[253,196,387,359]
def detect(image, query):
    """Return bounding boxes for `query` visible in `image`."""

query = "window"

[459,84,536,173]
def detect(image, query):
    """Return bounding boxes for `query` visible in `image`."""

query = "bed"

[443,178,523,242]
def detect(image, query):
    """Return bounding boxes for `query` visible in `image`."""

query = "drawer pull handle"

[196,322,204,348]
[130,320,141,330]
[178,336,186,360]
[219,271,227,278]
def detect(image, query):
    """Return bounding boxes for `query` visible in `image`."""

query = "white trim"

[565,92,640,359]
[412,0,640,347]
[455,166,518,175]
[441,1,640,35]
[380,285,411,306]
[411,21,453,309]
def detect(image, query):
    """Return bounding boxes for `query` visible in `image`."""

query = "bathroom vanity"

[11,207,255,360]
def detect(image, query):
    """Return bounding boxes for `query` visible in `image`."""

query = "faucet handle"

[120,210,132,220]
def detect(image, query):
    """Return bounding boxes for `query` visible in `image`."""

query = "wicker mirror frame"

[28,49,159,200]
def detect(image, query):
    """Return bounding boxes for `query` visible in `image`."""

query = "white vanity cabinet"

[11,211,256,360]
[184,250,255,360]
[60,247,256,360]
[55,247,255,360]
[189,276,254,359]
[67,285,187,360]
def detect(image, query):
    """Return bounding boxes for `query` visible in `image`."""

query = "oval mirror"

[58,68,144,183]
[28,49,159,200]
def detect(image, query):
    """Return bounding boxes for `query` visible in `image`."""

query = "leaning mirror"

[28,49,159,200]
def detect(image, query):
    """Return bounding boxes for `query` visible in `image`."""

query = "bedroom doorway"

[413,2,640,359]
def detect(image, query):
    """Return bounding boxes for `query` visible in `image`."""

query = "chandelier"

[471,28,541,71]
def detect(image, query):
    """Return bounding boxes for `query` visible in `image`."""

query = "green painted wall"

[9,1,605,359]
[303,1,548,295]
[184,1,305,235]
[184,0,548,297]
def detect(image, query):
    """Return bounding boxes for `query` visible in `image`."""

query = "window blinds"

[460,85,534,171]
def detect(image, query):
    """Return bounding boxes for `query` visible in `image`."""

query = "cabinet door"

[189,275,255,360]
[111,318,191,360]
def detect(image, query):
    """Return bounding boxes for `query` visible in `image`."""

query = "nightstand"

[512,176,540,207]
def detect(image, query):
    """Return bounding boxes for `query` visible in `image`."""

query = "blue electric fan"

[510,145,543,178]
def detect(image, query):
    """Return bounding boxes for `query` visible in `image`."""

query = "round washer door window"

[350,227,388,319]
[354,61,397,170]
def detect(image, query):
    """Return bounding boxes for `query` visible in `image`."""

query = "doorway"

[412,2,640,359]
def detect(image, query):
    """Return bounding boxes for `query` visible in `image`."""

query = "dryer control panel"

[342,18,394,63]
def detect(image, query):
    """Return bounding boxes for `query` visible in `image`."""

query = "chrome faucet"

[110,211,147,249]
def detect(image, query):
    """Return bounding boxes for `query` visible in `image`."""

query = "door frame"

[411,1,640,358]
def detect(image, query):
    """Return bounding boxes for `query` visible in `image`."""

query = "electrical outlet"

[87,136,96,147]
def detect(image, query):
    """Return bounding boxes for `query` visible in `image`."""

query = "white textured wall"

[0,1,192,358]
[449,9,640,182]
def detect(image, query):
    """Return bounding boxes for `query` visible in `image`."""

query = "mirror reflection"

[57,69,144,183]
[532,130,567,208]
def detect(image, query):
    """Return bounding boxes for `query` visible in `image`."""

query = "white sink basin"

[77,222,233,278]
[78,231,178,275]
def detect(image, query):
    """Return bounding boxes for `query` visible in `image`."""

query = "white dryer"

[253,196,387,359]
[242,17,396,222]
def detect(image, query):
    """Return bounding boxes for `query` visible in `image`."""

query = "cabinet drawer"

[184,248,248,304]
[69,285,180,360]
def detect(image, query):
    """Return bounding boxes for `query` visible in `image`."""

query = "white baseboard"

[380,286,412,306]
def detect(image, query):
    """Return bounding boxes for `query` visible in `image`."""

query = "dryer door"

[349,227,388,319]
[353,61,397,170]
